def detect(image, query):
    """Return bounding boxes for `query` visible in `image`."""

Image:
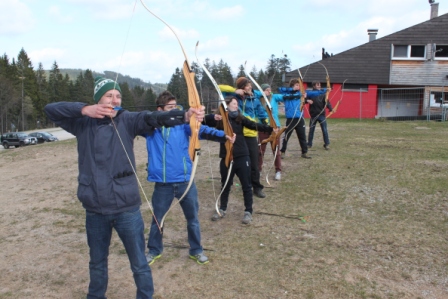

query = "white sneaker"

[275,172,281,181]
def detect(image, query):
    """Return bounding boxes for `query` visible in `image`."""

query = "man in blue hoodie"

[142,91,235,266]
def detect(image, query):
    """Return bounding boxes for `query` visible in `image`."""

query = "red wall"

[302,83,378,119]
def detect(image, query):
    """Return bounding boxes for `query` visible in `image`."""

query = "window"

[392,45,425,59]
[435,45,448,58]
[342,83,368,92]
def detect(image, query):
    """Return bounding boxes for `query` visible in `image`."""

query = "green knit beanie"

[93,77,122,103]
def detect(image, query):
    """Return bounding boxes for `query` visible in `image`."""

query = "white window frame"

[434,44,448,60]
[391,44,426,60]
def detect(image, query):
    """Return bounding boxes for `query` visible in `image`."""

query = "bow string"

[195,41,234,216]
[140,0,201,228]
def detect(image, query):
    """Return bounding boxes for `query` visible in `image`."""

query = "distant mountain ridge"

[48,68,167,94]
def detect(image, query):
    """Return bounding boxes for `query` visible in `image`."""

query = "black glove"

[144,110,185,127]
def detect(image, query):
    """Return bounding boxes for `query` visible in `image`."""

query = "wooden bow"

[140,0,201,228]
[310,62,331,128]
[243,62,285,185]
[244,69,286,154]
[195,42,234,216]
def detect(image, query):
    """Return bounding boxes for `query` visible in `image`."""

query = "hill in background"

[47,68,167,94]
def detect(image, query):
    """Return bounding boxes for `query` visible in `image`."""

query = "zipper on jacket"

[162,127,170,182]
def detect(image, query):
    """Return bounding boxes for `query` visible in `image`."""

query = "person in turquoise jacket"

[142,91,235,266]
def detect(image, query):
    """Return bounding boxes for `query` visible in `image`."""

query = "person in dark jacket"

[142,91,235,266]
[307,81,333,150]
[44,77,205,299]
[205,96,276,225]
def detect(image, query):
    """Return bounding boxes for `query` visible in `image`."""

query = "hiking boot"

[146,253,162,266]
[189,252,209,265]
[242,211,252,224]
[253,188,266,198]
[324,144,330,150]
[274,172,281,181]
[301,153,312,159]
[211,209,226,221]
[280,151,285,159]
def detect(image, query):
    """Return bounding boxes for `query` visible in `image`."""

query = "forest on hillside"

[0,48,290,133]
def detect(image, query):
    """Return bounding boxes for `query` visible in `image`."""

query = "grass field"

[0,119,447,299]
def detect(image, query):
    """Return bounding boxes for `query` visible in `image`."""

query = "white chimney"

[367,29,378,42]
[430,2,439,19]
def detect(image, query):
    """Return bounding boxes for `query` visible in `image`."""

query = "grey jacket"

[45,102,186,214]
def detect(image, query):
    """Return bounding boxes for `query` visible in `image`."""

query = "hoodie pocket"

[77,174,97,209]
[113,174,140,208]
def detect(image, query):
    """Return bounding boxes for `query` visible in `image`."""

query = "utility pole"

[18,76,25,131]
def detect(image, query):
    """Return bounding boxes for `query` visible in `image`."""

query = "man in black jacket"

[307,81,333,150]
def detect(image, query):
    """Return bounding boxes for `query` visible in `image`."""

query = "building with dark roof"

[285,3,448,119]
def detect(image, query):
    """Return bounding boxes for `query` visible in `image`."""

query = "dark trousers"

[308,114,330,147]
[219,156,253,213]
[281,118,308,154]
[244,136,264,191]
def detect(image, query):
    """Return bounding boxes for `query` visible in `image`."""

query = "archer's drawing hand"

[82,104,115,119]
[214,114,223,121]
[235,89,244,96]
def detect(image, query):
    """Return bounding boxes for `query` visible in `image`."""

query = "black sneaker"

[301,153,312,159]
[253,188,266,198]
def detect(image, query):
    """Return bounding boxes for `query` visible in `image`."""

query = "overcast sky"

[1,0,446,84]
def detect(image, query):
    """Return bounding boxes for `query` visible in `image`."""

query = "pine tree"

[35,63,50,125]
[167,68,188,108]
[120,82,135,109]
[221,62,234,85]
[83,69,94,103]
[0,54,20,132]
[17,48,39,130]
[143,88,157,110]
[236,65,245,79]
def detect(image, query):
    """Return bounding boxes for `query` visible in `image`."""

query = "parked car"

[28,131,59,143]
[1,132,38,149]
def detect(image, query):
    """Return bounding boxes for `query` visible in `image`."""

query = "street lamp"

[18,76,25,131]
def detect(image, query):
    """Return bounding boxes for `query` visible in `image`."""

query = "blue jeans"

[308,114,330,147]
[148,182,203,256]
[86,207,153,299]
